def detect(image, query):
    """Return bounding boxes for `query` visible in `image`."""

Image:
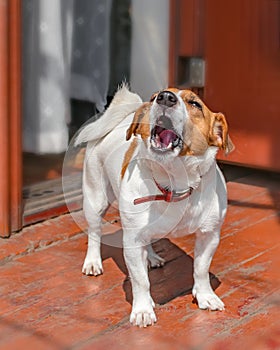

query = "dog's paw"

[147,251,165,269]
[82,258,103,276]
[130,307,157,327]
[193,291,225,311]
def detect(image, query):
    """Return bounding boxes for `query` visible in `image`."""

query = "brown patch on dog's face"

[179,90,234,156]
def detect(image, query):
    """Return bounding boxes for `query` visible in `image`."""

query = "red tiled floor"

[0,172,279,350]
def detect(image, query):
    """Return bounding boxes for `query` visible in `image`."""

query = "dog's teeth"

[172,138,180,147]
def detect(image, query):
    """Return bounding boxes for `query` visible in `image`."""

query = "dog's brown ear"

[209,112,235,154]
[126,120,138,141]
[126,102,151,141]
[224,134,235,155]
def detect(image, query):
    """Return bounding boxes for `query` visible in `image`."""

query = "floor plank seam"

[217,245,280,278]
[0,232,86,266]
[71,316,130,350]
[1,278,125,329]
[221,212,278,238]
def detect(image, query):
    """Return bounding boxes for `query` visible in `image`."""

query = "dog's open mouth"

[150,115,183,152]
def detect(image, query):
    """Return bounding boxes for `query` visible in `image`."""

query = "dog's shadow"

[100,229,221,305]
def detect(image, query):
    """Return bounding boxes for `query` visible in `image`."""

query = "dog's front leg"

[192,229,225,311]
[124,244,156,327]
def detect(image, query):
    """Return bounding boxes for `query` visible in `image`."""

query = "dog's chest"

[140,193,208,238]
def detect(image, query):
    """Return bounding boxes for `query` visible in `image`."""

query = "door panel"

[169,0,280,170]
[204,0,280,170]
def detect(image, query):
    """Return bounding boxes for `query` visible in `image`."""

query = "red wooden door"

[169,0,280,171]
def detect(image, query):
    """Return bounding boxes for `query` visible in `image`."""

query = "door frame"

[0,0,22,237]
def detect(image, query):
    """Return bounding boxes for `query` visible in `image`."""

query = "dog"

[75,84,234,327]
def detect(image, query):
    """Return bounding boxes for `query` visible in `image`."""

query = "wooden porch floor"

[0,169,279,350]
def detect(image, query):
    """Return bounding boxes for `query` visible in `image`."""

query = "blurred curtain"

[108,0,131,96]
[71,0,112,112]
[22,0,112,154]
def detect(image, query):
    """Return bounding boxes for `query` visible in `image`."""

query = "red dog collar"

[134,180,193,205]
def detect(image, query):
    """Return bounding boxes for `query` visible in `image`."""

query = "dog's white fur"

[76,85,233,327]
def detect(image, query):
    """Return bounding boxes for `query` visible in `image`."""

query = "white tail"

[74,84,142,145]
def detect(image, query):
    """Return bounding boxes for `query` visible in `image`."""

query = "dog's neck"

[143,146,218,192]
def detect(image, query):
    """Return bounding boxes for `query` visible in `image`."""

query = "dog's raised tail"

[74,84,142,146]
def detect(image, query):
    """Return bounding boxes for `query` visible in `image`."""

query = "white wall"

[130,0,169,101]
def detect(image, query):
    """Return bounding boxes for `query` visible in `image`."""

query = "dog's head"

[126,88,234,160]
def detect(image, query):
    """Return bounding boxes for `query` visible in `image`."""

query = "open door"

[169,0,280,171]
[0,0,22,237]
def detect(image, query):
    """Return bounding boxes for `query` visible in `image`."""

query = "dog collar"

[134,179,193,205]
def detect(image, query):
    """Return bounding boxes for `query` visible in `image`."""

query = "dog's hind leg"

[147,244,165,268]
[82,208,105,276]
[82,212,106,276]
[82,151,112,276]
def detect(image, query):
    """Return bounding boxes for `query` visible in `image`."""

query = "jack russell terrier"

[75,85,234,327]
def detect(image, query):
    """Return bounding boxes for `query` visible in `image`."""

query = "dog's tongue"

[159,129,177,147]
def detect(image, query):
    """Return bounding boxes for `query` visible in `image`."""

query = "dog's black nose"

[156,91,178,107]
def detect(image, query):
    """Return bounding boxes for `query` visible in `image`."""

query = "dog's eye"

[188,100,202,111]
